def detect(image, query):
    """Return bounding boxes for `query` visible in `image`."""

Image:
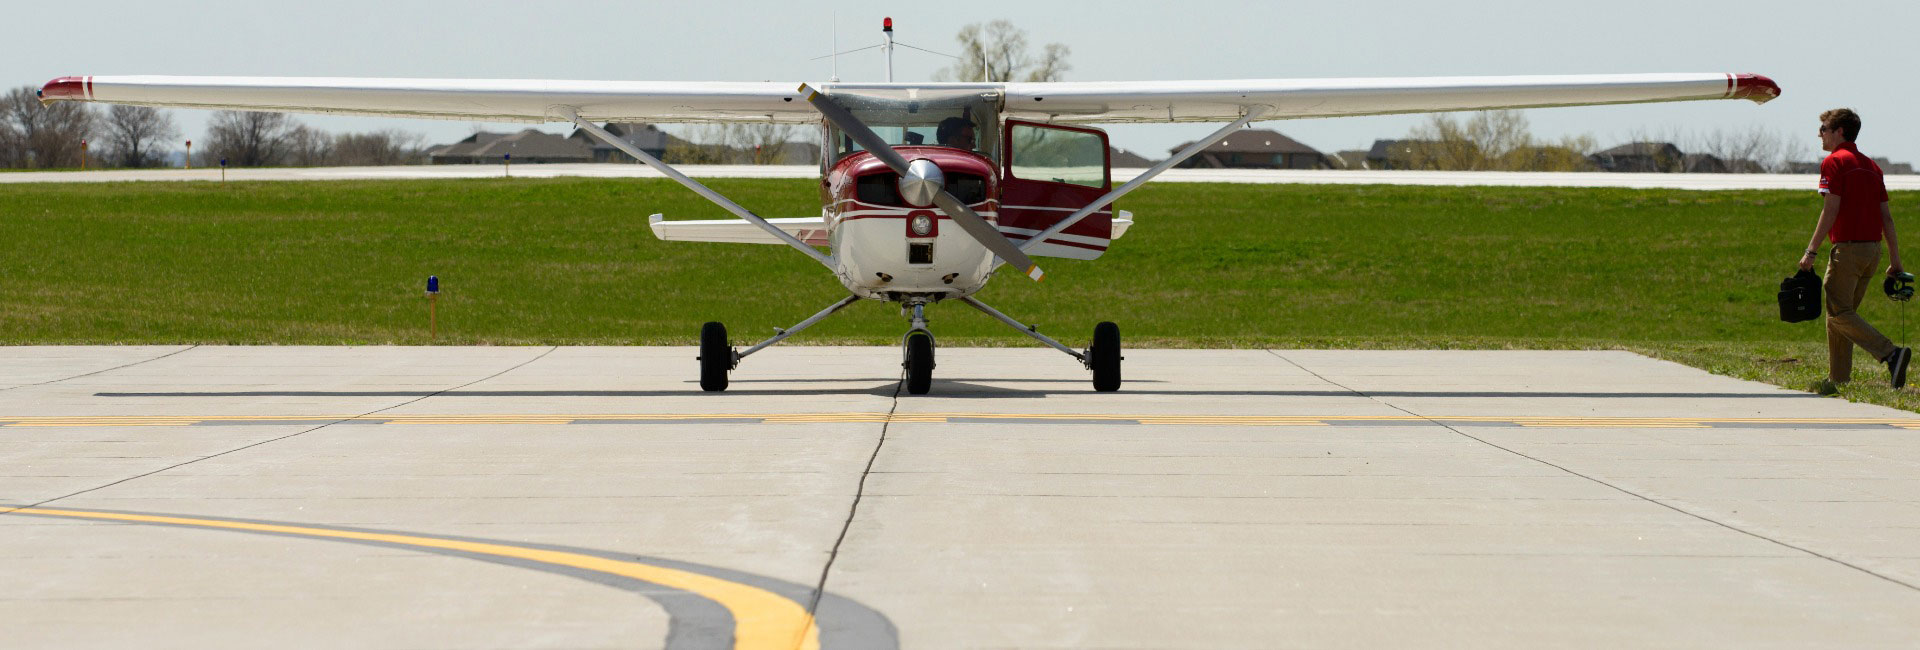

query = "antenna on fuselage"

[830,11,841,83]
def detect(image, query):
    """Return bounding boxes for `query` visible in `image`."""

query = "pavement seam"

[1262,348,1920,593]
[0,345,199,392]
[0,346,558,518]
[803,360,904,647]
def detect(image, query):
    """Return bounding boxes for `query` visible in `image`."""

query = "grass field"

[4,177,1919,410]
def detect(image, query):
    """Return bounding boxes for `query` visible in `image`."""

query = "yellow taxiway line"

[4,507,820,650]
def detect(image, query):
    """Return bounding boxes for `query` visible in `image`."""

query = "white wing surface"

[40,76,818,124]
[41,73,1776,125]
[999,73,1779,123]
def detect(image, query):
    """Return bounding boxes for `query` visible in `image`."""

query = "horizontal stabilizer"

[648,214,829,246]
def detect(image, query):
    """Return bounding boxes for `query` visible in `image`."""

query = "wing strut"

[562,108,835,269]
[1012,107,1267,259]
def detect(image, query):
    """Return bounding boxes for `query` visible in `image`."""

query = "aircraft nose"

[39,76,88,104]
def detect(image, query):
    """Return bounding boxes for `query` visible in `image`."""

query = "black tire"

[699,321,730,392]
[904,330,934,395]
[1091,321,1122,392]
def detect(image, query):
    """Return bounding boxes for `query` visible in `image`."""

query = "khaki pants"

[1825,241,1896,381]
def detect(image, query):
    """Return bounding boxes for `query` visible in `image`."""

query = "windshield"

[824,88,1002,163]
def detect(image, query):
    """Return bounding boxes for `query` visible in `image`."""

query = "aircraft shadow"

[95,386,1816,400]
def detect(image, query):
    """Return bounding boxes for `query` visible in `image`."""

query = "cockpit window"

[825,88,1001,163]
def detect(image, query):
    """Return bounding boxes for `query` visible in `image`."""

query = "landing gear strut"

[959,296,1123,392]
[697,295,860,393]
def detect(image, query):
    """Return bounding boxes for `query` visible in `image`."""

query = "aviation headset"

[1886,271,1916,302]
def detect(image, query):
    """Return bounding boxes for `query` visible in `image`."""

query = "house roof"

[427,131,509,158]
[466,129,591,159]
[1109,146,1155,167]
[1367,139,1439,159]
[1169,129,1320,155]
[568,122,679,151]
[1595,142,1683,157]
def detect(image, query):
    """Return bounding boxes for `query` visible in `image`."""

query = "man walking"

[1799,108,1909,393]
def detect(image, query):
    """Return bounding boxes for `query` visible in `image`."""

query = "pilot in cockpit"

[935,116,976,151]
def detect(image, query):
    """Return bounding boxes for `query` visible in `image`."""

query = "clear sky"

[9,0,1916,164]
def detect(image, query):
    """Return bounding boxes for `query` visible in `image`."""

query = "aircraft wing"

[997,73,1779,123]
[40,73,1774,125]
[38,76,819,124]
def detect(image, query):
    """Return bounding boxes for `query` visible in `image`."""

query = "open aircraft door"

[998,120,1116,260]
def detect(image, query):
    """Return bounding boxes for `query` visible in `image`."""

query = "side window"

[1007,123,1107,188]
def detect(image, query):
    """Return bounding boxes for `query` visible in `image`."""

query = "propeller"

[798,84,1044,281]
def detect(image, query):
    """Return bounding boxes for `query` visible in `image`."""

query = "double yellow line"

[4,507,820,650]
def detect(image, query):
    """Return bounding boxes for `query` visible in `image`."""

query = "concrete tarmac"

[4,346,1920,649]
[8,164,1920,191]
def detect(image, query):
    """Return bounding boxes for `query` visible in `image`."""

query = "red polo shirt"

[1819,142,1890,242]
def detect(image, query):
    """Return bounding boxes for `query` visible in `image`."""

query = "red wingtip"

[1730,73,1780,104]
[39,76,88,104]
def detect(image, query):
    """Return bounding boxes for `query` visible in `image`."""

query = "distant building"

[1331,150,1369,170]
[566,123,680,162]
[1170,129,1329,169]
[428,129,591,164]
[1589,142,1685,173]
[1872,157,1915,175]
[1109,146,1156,167]
[1682,153,1727,174]
[1366,139,1442,170]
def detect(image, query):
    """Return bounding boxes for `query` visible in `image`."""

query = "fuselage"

[823,146,1000,300]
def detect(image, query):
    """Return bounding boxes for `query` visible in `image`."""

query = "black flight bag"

[1779,270,1822,323]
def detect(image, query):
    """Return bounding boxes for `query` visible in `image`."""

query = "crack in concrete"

[0,345,199,392]
[803,361,905,649]
[1264,348,1920,593]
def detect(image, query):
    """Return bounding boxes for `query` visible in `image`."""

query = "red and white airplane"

[38,22,1778,394]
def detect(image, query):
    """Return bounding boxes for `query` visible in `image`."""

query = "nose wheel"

[903,329,935,395]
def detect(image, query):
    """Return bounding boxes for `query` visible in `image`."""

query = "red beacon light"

[883,17,893,32]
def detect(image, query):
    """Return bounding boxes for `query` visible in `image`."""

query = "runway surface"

[8,164,1920,190]
[5,346,1920,648]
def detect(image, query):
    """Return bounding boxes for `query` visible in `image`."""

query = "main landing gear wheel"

[904,330,935,395]
[1091,321,1122,392]
[699,321,731,392]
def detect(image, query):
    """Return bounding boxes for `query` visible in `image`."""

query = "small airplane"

[39,19,1778,394]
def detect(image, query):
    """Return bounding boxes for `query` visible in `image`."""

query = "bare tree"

[203,110,300,166]
[934,20,1071,82]
[1,85,96,168]
[1403,110,1596,172]
[332,129,426,166]
[664,123,809,164]
[1691,125,1796,173]
[100,105,181,168]
[0,112,21,168]
[283,125,334,166]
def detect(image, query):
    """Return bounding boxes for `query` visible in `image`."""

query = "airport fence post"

[185,141,192,170]
[426,275,440,341]
[80,139,87,170]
